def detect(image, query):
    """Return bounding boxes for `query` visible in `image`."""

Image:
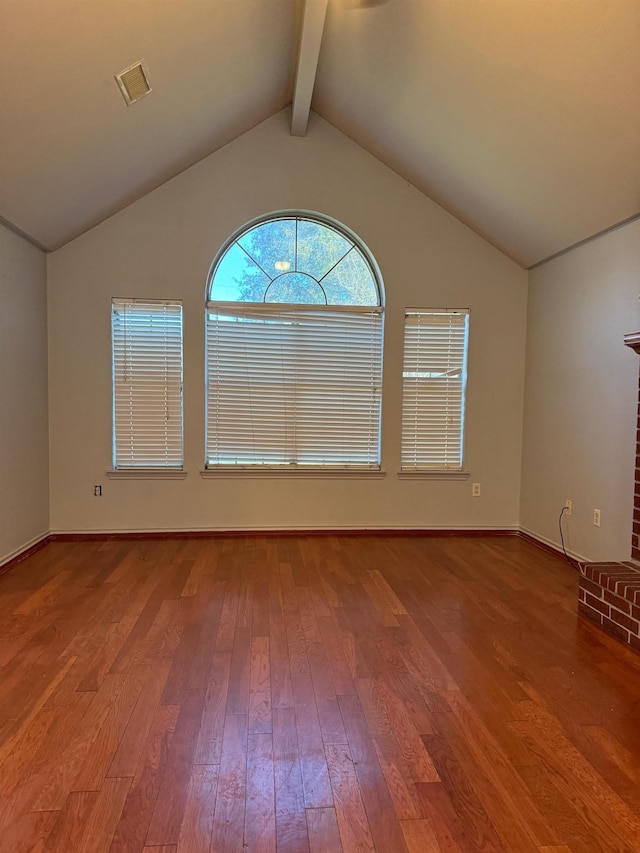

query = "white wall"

[0,223,49,563]
[521,220,640,562]
[47,109,527,534]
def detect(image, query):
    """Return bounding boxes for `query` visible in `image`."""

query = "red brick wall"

[579,563,640,653]
[584,337,640,652]
[634,366,640,561]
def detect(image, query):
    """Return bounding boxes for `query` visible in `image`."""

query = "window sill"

[200,468,386,480]
[397,470,470,480]
[107,469,188,480]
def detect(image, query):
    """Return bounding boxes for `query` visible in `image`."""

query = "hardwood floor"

[1,534,640,852]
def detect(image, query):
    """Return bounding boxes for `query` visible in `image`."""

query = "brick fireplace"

[577,331,640,653]
[630,331,640,561]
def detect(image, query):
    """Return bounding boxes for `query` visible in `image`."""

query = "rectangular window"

[205,304,383,469]
[401,309,469,471]
[112,299,184,469]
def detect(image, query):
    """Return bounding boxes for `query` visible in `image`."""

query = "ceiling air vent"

[115,61,152,106]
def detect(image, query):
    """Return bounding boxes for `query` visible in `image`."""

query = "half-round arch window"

[208,214,382,307]
[205,212,384,471]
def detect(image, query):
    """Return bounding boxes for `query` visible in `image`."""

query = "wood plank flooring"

[1,534,640,852]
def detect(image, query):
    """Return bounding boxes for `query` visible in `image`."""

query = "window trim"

[204,211,385,473]
[200,468,386,479]
[107,469,188,480]
[397,470,470,480]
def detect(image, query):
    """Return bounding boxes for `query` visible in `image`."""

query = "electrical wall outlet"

[593,508,601,527]
[94,485,102,497]
[472,483,481,497]
[564,499,572,516]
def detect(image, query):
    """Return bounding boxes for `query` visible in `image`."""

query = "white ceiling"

[1,0,638,267]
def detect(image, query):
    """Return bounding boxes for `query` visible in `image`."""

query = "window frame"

[204,211,385,475]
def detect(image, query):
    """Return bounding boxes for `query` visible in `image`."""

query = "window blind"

[112,299,184,469]
[401,309,469,470]
[206,304,383,468]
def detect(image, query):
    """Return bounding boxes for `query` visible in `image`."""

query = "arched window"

[205,212,384,470]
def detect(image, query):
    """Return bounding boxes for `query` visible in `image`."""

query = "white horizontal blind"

[401,310,469,470]
[206,304,383,468]
[112,299,183,469]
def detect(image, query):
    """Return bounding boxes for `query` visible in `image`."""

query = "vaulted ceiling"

[1,0,638,267]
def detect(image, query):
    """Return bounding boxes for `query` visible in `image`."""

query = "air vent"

[115,61,152,105]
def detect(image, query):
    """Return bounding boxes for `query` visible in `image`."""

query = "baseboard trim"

[0,526,589,576]
[49,526,520,541]
[0,532,52,575]
[519,527,587,569]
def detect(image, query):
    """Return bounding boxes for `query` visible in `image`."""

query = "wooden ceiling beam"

[291,0,329,137]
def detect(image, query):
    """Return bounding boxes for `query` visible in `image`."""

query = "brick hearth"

[579,331,640,654]
[579,562,640,652]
